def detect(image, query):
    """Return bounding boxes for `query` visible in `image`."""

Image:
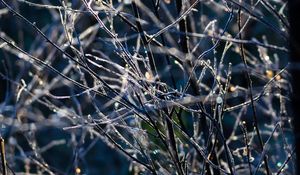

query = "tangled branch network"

[0,0,294,174]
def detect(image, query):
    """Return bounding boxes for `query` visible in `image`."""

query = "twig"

[0,137,7,175]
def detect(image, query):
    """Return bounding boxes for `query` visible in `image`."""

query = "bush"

[0,0,294,174]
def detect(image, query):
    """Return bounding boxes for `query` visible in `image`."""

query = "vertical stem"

[150,0,177,89]
[175,0,189,53]
[131,0,158,78]
[175,1,224,173]
[238,6,270,175]
[164,109,185,175]
[0,137,7,175]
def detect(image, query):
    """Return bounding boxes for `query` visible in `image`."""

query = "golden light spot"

[265,70,274,79]
[242,147,248,156]
[164,0,171,4]
[94,0,102,6]
[145,72,153,81]
[39,80,44,85]
[275,75,281,81]
[229,86,236,92]
[75,167,81,174]
[207,153,212,160]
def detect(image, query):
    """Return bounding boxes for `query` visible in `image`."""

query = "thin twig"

[0,137,7,175]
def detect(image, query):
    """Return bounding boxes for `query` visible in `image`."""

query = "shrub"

[0,0,294,174]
